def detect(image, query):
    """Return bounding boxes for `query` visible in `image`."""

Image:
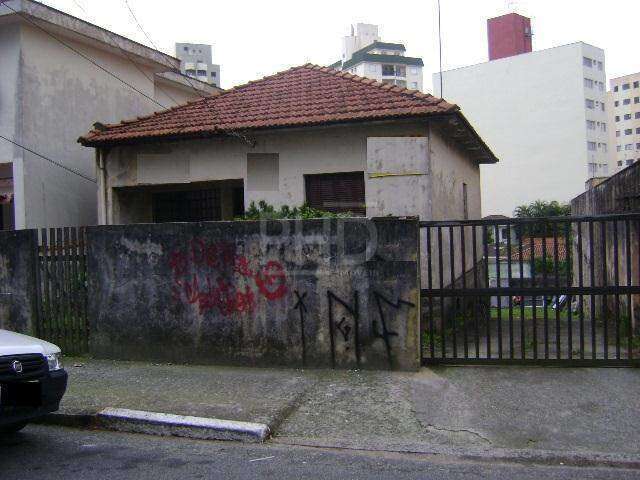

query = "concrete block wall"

[0,230,39,334]
[86,218,421,370]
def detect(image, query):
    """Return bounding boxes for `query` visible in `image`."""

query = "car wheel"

[0,422,28,434]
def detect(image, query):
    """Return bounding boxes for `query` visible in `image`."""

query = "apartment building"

[608,73,640,173]
[433,14,608,216]
[175,43,221,87]
[329,24,424,91]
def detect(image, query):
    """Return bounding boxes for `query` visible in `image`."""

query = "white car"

[0,330,67,433]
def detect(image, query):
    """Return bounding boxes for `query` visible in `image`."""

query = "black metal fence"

[420,214,640,366]
[36,227,89,355]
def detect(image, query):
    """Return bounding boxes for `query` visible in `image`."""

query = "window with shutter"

[304,172,366,216]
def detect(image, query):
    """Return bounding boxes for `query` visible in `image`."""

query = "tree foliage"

[513,200,571,237]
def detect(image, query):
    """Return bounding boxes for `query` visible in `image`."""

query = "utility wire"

[0,134,97,183]
[67,0,181,108]
[2,1,166,109]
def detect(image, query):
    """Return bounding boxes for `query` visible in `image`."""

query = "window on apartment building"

[617,145,622,152]
[304,172,366,215]
[635,81,640,88]
[597,61,603,71]
[382,64,395,76]
[625,114,632,120]
[635,97,640,104]
[183,46,189,52]
[185,69,196,76]
[623,83,631,90]
[614,85,619,92]
[585,99,595,109]
[624,98,631,105]
[211,72,217,78]
[395,66,406,77]
[615,116,621,122]
[367,64,378,73]
[587,141,597,151]
[636,112,640,119]
[584,78,593,88]
[615,101,620,107]
[637,128,640,134]
[197,70,207,76]
[628,159,635,166]
[598,82,605,92]
[625,129,633,135]
[586,120,596,130]
[616,130,621,137]
[600,143,607,152]
[618,160,623,167]
[601,123,607,132]
[601,103,605,111]
[411,82,418,89]
[410,67,418,75]
[583,57,593,67]
[625,144,633,150]
[462,183,469,220]
[637,143,640,149]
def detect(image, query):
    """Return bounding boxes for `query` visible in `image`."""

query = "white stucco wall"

[434,42,608,216]
[17,24,165,229]
[0,24,23,228]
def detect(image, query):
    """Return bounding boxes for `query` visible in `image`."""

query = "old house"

[79,64,498,285]
[0,0,220,230]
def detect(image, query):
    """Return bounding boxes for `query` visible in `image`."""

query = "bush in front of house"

[237,200,352,220]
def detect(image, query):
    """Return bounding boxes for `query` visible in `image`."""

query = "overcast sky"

[47,0,638,91]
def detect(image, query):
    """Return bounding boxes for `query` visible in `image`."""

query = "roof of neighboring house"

[496,237,567,262]
[79,64,498,164]
[0,0,180,71]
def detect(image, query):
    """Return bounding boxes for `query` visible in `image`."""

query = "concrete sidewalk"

[50,358,640,465]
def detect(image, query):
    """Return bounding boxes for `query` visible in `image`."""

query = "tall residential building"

[608,73,640,173]
[434,42,608,216]
[329,24,424,91]
[175,43,221,87]
[488,12,533,61]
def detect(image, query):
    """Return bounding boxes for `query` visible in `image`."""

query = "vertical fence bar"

[51,228,60,344]
[577,221,585,360]
[427,226,435,359]
[589,221,596,360]
[519,224,525,359]
[472,225,480,358]
[449,226,457,358]
[483,225,491,359]
[63,227,71,352]
[565,221,573,360]
[553,224,560,359]
[495,224,502,359]
[460,225,468,359]
[70,227,80,354]
[601,220,608,360]
[438,227,445,358]
[613,221,620,360]
[506,223,514,359]
[40,229,49,340]
[542,225,549,359]
[530,233,537,359]
[80,227,89,353]
[625,219,633,360]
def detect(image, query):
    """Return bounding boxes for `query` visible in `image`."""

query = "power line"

[0,134,97,183]
[2,1,166,110]
[122,0,209,100]
[67,0,181,108]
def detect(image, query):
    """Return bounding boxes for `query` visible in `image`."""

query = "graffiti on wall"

[169,239,288,315]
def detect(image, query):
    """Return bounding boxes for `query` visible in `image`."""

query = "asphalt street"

[0,425,638,480]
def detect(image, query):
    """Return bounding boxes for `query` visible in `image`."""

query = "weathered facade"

[571,162,640,330]
[0,0,219,230]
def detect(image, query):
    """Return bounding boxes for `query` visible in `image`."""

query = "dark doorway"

[152,188,221,223]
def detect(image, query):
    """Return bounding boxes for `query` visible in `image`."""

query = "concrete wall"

[434,42,608,216]
[571,162,640,329]
[86,218,421,370]
[0,229,38,334]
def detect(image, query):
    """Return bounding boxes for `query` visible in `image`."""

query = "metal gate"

[420,214,640,366]
[36,227,89,355]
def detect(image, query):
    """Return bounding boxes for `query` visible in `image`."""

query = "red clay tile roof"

[79,64,497,163]
[499,237,567,262]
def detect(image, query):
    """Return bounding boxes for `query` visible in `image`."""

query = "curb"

[39,408,270,443]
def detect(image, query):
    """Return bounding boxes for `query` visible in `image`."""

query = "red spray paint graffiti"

[169,240,288,316]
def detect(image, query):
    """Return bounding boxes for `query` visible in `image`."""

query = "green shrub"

[236,200,353,221]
